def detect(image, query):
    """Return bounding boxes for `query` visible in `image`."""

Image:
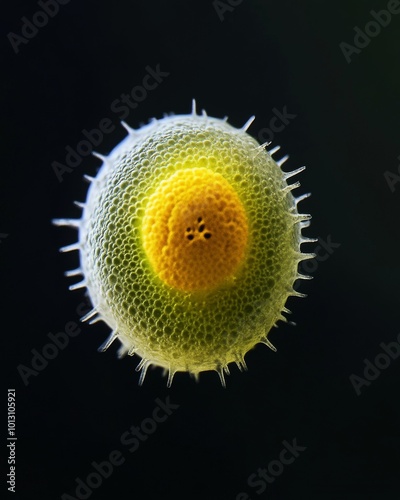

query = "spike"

[299,252,316,261]
[291,290,307,298]
[300,236,318,244]
[52,218,80,228]
[260,337,277,352]
[84,175,95,183]
[59,243,80,253]
[241,115,255,132]
[297,273,313,280]
[69,280,86,291]
[88,316,104,325]
[283,166,305,180]
[295,193,311,205]
[135,358,147,372]
[191,99,197,115]
[73,201,85,209]
[255,141,271,157]
[268,145,281,155]
[92,151,108,163]
[282,181,301,193]
[223,364,230,375]
[117,345,129,358]
[127,346,137,356]
[137,360,151,386]
[258,141,271,150]
[80,308,98,322]
[166,369,176,388]
[98,331,118,352]
[295,250,312,259]
[216,367,226,388]
[235,353,248,372]
[64,268,82,277]
[121,121,135,134]
[201,109,208,117]
[277,313,288,323]
[282,306,292,314]
[293,213,312,223]
[277,155,289,167]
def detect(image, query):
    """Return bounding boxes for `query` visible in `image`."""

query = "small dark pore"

[198,217,202,223]
[187,234,194,241]
[204,233,212,239]
[186,227,191,232]
[198,224,205,232]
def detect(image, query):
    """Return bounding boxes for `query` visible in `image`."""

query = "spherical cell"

[55,103,314,386]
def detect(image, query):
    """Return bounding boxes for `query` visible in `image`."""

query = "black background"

[2,1,400,499]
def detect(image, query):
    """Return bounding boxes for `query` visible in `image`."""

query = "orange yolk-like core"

[142,167,249,292]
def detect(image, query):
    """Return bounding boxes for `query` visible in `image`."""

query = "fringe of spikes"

[52,100,316,388]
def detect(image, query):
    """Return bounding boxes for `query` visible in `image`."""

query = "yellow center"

[142,168,249,292]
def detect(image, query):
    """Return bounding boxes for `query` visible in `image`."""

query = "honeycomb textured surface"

[71,111,311,385]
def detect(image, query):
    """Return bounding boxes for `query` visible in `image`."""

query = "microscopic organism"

[54,101,315,386]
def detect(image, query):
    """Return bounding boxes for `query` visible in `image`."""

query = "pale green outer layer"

[80,114,303,374]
